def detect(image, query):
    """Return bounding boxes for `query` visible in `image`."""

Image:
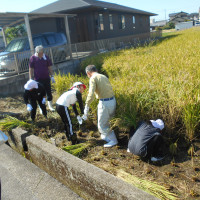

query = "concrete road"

[0,144,83,200]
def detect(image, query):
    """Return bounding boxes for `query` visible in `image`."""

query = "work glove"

[77,115,83,125]
[42,97,46,104]
[27,104,33,112]
[82,114,87,121]
[84,105,89,116]
[51,76,55,83]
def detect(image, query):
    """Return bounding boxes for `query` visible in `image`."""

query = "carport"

[0,12,76,56]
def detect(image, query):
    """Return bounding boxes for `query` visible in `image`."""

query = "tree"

[162,22,175,30]
[5,24,27,43]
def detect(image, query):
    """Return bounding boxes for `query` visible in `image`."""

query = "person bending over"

[56,82,86,145]
[24,79,47,122]
[127,119,165,162]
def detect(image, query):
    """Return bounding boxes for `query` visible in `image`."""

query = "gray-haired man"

[29,45,55,111]
[83,65,118,148]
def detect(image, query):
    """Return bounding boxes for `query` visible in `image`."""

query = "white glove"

[51,76,55,83]
[27,104,33,111]
[77,115,83,125]
[42,97,46,104]
[84,105,89,116]
[82,114,87,121]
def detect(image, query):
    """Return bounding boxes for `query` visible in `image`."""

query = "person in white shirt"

[56,82,86,145]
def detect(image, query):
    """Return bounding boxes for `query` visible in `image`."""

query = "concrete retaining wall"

[26,135,157,200]
[3,126,158,199]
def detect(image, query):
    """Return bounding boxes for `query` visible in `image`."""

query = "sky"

[0,0,199,21]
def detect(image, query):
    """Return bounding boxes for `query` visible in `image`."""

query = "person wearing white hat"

[24,79,47,121]
[56,82,86,145]
[127,119,165,162]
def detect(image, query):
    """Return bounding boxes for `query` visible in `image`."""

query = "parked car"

[0,32,68,76]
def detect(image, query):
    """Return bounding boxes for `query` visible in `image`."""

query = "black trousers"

[37,78,52,101]
[146,135,164,158]
[56,104,74,140]
[30,99,47,121]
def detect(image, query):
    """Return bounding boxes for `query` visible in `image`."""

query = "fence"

[0,31,161,77]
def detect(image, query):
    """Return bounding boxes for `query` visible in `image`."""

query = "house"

[169,11,188,21]
[31,0,156,43]
[150,19,168,31]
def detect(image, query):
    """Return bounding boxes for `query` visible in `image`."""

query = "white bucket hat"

[24,80,38,90]
[150,119,164,130]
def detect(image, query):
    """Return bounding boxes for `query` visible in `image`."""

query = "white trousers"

[97,97,116,138]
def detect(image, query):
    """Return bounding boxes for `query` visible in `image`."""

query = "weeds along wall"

[54,27,200,141]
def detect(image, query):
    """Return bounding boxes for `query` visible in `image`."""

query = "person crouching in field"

[56,82,86,145]
[24,79,47,122]
[127,119,165,162]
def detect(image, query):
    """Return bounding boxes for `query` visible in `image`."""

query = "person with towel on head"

[56,82,86,145]
[127,119,165,162]
[29,45,55,111]
[24,79,47,122]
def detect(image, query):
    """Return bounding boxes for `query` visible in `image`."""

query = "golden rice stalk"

[117,170,178,200]
[62,143,91,157]
[0,116,32,131]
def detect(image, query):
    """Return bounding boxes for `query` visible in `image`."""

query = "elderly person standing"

[29,45,55,111]
[83,65,118,148]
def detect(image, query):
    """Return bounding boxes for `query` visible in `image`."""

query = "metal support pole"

[14,53,19,74]
[24,14,34,54]
[2,28,7,47]
[64,16,72,59]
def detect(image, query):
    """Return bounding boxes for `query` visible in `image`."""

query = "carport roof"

[0,12,76,29]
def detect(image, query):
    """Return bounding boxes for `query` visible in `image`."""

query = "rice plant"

[0,116,32,131]
[55,27,200,141]
[62,143,91,157]
[117,170,178,200]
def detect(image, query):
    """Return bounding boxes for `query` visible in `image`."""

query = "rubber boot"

[101,134,110,142]
[104,131,118,148]
[48,101,55,111]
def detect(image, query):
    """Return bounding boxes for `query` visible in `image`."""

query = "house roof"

[32,0,156,16]
[169,11,188,17]
[150,20,168,27]
[0,12,75,28]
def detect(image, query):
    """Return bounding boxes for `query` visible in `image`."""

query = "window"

[109,14,113,30]
[98,14,104,31]
[46,35,56,45]
[33,36,48,47]
[133,16,136,29]
[118,15,125,29]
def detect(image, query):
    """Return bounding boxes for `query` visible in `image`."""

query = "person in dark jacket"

[56,82,86,145]
[127,119,165,162]
[24,79,47,121]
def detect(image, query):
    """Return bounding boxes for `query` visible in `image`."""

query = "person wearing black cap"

[127,119,165,162]
[56,82,86,145]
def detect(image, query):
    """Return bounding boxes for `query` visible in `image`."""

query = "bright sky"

[0,0,199,21]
